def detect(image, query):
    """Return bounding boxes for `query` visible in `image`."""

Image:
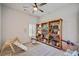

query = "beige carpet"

[0,42,64,56]
[0,42,40,56]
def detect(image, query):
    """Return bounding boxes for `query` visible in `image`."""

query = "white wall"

[39,4,79,45]
[77,4,79,46]
[2,6,38,44]
[0,4,2,49]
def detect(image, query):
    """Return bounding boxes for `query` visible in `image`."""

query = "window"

[29,24,36,37]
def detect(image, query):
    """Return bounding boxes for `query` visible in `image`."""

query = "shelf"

[36,40,62,50]
[36,19,62,50]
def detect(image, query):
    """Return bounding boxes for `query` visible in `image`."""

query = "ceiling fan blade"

[38,9,44,12]
[34,3,38,7]
[23,6,28,8]
[39,3,47,6]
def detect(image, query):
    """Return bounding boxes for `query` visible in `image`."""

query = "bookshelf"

[36,19,63,49]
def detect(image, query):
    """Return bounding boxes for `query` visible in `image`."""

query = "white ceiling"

[3,3,73,17]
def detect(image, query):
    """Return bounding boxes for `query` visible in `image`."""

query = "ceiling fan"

[32,3,47,13]
[23,3,47,13]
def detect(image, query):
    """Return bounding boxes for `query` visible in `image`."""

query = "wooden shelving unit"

[36,18,63,49]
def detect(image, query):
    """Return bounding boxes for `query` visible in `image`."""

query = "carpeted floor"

[15,42,65,56]
[0,42,65,56]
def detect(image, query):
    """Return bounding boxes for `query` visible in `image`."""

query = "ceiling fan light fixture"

[33,7,38,11]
